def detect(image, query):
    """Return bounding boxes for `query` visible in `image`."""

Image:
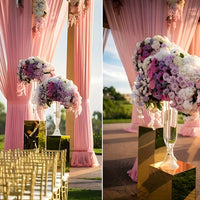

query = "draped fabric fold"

[103,28,110,52]
[71,1,99,167]
[170,0,200,51]
[179,22,200,137]
[0,0,68,150]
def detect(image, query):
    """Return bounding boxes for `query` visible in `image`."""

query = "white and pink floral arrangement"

[132,35,200,119]
[68,0,89,26]
[32,0,48,32]
[166,0,185,31]
[17,56,55,84]
[32,76,82,117]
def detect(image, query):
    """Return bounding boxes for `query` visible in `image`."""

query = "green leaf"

[157,102,162,111]
[180,53,184,58]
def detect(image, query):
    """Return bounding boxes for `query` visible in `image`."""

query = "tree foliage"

[92,111,102,148]
[103,86,132,119]
[0,102,6,135]
[103,86,126,100]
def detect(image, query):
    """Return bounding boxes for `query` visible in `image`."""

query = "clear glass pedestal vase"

[148,111,163,130]
[32,80,40,120]
[160,101,179,170]
[52,101,61,136]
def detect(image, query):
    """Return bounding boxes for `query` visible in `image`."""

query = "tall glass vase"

[52,101,61,136]
[160,101,179,170]
[148,111,162,130]
[32,80,40,120]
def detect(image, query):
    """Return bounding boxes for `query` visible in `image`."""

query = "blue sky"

[0,0,102,116]
[103,32,131,94]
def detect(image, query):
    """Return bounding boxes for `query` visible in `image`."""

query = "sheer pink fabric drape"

[104,0,168,132]
[179,22,200,137]
[71,1,99,167]
[103,28,110,52]
[0,0,68,150]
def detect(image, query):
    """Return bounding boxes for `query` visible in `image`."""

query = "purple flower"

[157,84,162,93]
[170,101,177,108]
[177,75,184,82]
[161,94,169,101]
[149,80,155,89]
[152,58,159,66]
[163,55,175,65]
[171,83,179,91]
[163,67,168,72]
[158,61,165,67]
[142,50,150,59]
[171,67,178,75]
[143,44,151,51]
[150,39,154,45]
[138,48,143,54]
[175,96,184,105]
[168,92,175,100]
[143,96,149,102]
[187,81,194,88]
[176,105,184,111]
[169,63,177,69]
[180,80,187,88]
[163,88,170,94]
[157,72,164,83]
[163,73,170,81]
[196,83,200,89]
[169,76,177,84]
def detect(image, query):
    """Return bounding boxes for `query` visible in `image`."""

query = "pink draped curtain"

[179,22,200,137]
[103,28,110,52]
[104,0,169,132]
[170,0,200,51]
[71,1,99,167]
[0,0,68,150]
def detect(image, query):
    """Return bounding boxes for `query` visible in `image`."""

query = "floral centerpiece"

[32,76,82,117]
[132,36,200,119]
[17,56,55,84]
[132,35,200,170]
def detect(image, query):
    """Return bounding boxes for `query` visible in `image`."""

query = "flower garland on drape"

[16,0,48,33]
[68,0,89,26]
[166,0,185,32]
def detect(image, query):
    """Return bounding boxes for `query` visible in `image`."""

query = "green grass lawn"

[68,189,101,200]
[0,135,4,150]
[104,113,184,124]
[103,119,132,124]
[94,148,102,155]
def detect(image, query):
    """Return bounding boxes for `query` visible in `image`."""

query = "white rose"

[21,60,26,66]
[136,42,141,50]
[144,37,151,45]
[151,40,160,50]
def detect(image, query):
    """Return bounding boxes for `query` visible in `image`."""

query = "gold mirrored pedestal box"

[147,161,196,200]
[24,120,46,150]
[137,126,196,200]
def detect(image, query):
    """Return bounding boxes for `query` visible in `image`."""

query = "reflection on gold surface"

[137,127,196,200]
[24,120,46,150]
[148,161,196,200]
